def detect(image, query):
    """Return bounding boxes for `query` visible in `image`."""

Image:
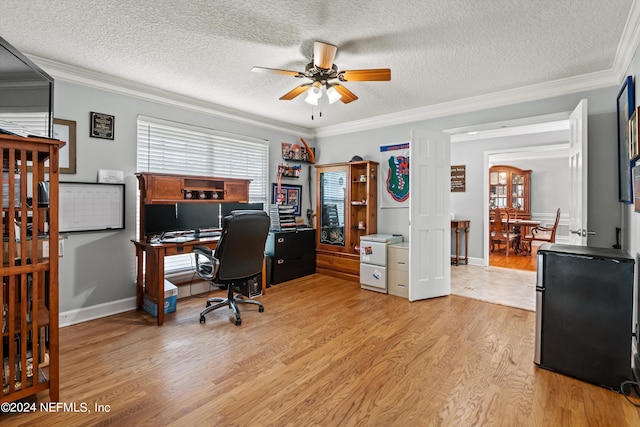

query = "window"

[137,116,269,275]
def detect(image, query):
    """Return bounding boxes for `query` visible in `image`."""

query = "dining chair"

[490,208,520,256]
[522,208,561,255]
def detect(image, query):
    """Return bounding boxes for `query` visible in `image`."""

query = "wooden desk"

[451,220,470,265]
[132,238,267,326]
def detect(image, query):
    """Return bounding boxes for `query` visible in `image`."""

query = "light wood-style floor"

[489,242,539,272]
[3,274,639,426]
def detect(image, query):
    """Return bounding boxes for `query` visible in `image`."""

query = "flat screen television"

[144,204,178,236]
[176,202,220,234]
[0,36,54,138]
[220,202,264,219]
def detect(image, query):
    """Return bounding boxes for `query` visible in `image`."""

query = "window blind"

[136,116,269,274]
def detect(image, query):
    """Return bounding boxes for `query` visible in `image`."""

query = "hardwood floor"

[489,242,539,271]
[3,274,639,426]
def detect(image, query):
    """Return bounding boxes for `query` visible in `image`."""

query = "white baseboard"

[59,297,137,328]
[58,284,213,327]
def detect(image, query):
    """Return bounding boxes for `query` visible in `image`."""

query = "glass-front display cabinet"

[318,167,346,247]
[489,165,531,219]
[315,160,378,281]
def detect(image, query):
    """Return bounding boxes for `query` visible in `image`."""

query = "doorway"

[486,143,570,271]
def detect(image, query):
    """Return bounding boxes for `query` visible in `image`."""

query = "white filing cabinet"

[360,234,404,293]
[388,242,409,298]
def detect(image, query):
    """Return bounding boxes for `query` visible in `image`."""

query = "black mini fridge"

[535,243,634,391]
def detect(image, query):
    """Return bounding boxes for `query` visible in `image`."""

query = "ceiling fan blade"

[279,84,311,100]
[251,67,305,78]
[333,84,358,104]
[338,68,391,81]
[313,41,337,70]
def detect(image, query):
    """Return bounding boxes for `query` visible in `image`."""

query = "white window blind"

[136,116,269,274]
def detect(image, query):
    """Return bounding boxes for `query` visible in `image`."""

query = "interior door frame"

[483,143,570,265]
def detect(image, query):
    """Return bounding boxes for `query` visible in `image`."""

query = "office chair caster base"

[235,318,242,326]
[259,306,264,312]
[199,315,206,323]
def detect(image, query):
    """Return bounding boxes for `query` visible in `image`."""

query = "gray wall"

[53,71,624,319]
[317,87,620,261]
[54,80,307,313]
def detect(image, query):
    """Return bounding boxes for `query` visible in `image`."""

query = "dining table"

[491,218,542,255]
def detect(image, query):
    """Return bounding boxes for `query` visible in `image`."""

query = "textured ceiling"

[0,0,636,132]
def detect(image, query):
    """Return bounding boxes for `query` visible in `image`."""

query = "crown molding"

[317,1,640,138]
[27,55,315,139]
[613,0,640,81]
[314,69,617,138]
[28,0,640,142]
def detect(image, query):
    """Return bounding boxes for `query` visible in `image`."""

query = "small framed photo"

[633,164,640,212]
[631,107,640,160]
[271,183,302,215]
[90,112,115,140]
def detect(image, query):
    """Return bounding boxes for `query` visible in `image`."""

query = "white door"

[568,99,589,245]
[409,128,451,301]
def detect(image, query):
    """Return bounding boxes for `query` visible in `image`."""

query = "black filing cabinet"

[266,228,316,285]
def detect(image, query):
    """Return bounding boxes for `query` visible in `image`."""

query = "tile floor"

[450,264,536,312]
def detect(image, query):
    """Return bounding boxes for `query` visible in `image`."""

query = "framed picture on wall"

[633,164,640,212]
[271,183,302,215]
[631,107,640,160]
[51,118,77,174]
[617,75,634,203]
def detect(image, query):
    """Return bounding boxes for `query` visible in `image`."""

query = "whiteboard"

[59,182,125,232]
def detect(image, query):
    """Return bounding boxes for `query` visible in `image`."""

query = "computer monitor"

[144,204,177,236]
[220,202,264,219]
[176,202,220,234]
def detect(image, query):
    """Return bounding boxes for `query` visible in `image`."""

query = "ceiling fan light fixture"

[326,85,342,104]
[304,91,319,105]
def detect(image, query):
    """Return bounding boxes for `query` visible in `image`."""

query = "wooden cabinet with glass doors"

[315,160,378,282]
[489,165,531,219]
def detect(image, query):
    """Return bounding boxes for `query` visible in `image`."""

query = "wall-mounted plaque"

[90,111,115,140]
[451,165,466,192]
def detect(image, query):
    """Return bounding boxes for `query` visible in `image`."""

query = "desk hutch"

[315,160,378,282]
[135,172,250,239]
[1,134,63,403]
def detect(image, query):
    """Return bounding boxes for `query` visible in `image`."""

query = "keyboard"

[161,236,196,243]
[197,231,221,238]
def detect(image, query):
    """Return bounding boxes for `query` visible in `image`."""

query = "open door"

[568,99,589,245]
[409,128,451,301]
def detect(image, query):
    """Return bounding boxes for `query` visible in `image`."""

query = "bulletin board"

[59,182,125,232]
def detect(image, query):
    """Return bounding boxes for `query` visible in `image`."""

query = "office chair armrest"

[194,246,219,281]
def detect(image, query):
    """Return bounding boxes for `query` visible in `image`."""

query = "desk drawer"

[388,245,409,272]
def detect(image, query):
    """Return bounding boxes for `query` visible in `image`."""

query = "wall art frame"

[271,183,302,215]
[617,75,634,203]
[52,118,77,174]
[90,111,114,140]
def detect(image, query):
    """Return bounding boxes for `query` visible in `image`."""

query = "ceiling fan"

[251,41,391,105]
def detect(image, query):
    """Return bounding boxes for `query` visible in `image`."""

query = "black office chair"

[194,210,270,325]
